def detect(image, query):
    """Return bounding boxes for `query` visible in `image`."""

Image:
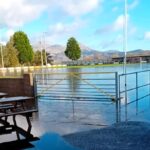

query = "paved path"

[63,121,150,150]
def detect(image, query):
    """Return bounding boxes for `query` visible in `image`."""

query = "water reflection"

[31,132,80,150]
[67,68,81,94]
[65,68,81,119]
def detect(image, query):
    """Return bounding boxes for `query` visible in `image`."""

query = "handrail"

[119,69,150,122]
[34,71,117,75]
[119,69,150,76]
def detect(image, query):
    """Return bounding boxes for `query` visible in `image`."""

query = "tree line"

[0,31,81,67]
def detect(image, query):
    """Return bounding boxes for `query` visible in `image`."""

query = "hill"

[33,43,150,63]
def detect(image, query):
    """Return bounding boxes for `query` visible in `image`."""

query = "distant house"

[112,55,150,63]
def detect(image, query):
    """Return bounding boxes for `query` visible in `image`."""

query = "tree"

[4,37,20,67]
[13,31,34,65]
[0,44,5,67]
[33,49,53,66]
[64,37,81,61]
[33,50,41,66]
[42,49,54,65]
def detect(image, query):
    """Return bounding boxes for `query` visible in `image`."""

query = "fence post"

[33,74,38,111]
[115,72,119,123]
[118,74,121,122]
[136,72,138,115]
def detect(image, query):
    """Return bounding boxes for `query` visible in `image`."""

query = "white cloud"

[0,0,46,28]
[58,0,101,16]
[113,15,137,35]
[0,41,6,45]
[113,15,125,31]
[49,20,84,34]
[144,32,150,40]
[101,34,123,49]
[113,0,122,2]
[97,14,137,36]
[113,0,139,10]
[0,0,102,29]
[31,20,86,45]
[112,6,119,12]
[6,29,15,38]
[97,14,127,34]
[128,0,139,10]
[44,19,85,44]
[0,0,102,45]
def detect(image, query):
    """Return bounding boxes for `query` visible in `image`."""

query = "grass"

[0,63,144,78]
[0,75,23,78]
[46,63,134,69]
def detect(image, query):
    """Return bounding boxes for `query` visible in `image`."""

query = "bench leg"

[13,114,33,139]
[26,115,32,134]
[0,118,10,126]
[5,116,7,122]
[13,115,20,140]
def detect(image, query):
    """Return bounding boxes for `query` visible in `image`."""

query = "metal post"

[149,71,150,107]
[33,74,38,110]
[124,0,128,122]
[125,75,128,121]
[115,72,119,123]
[136,72,138,115]
[40,40,43,67]
[43,32,47,66]
[118,75,121,122]
[124,0,128,74]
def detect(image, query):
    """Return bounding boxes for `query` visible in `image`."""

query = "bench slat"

[0,109,38,118]
[0,105,14,110]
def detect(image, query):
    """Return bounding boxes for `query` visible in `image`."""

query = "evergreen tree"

[13,31,34,65]
[4,37,20,67]
[65,37,81,61]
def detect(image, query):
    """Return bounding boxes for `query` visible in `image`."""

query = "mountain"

[127,49,150,56]
[32,43,150,64]
[46,44,65,54]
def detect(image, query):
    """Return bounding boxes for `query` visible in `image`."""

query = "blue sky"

[0,0,150,51]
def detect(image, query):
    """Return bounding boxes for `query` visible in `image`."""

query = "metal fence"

[34,69,150,125]
[119,70,150,122]
[34,71,119,125]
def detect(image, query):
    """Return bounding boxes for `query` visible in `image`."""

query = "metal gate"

[34,71,119,125]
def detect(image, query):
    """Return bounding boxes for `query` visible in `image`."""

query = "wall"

[0,73,36,109]
[0,73,34,97]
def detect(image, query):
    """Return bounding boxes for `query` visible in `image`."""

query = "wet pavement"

[64,121,150,150]
[1,100,150,150]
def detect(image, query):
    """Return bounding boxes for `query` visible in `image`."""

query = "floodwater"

[33,63,150,136]
[1,63,150,143]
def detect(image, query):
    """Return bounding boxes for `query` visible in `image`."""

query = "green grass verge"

[45,63,136,69]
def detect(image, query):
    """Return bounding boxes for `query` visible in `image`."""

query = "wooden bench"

[0,109,38,139]
[0,104,14,113]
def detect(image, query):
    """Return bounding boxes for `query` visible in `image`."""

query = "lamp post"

[40,40,43,67]
[124,0,128,122]
[124,0,127,74]
[43,32,48,66]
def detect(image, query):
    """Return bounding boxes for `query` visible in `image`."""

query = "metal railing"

[119,70,150,122]
[33,69,150,124]
[34,71,119,124]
